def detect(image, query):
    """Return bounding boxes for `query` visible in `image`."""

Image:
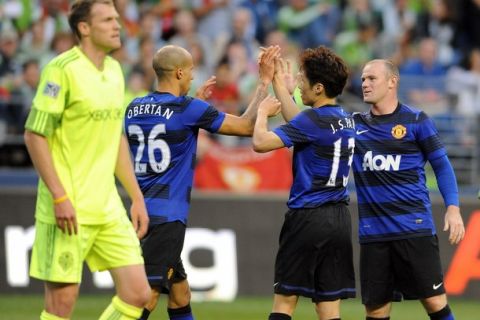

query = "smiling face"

[81,2,121,52]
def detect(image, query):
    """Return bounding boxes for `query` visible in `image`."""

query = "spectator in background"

[240,0,279,43]
[416,0,460,67]
[131,35,157,91]
[277,0,341,48]
[39,0,70,46]
[446,47,480,116]
[116,0,141,41]
[400,37,447,109]
[208,58,241,117]
[124,69,148,108]
[457,0,480,52]
[9,59,39,134]
[335,19,381,97]
[39,31,75,67]
[169,9,214,72]
[341,0,383,32]
[124,9,163,64]
[224,41,258,109]
[149,0,180,41]
[190,0,233,64]
[378,0,418,61]
[18,18,48,63]
[0,28,20,82]
[227,7,260,61]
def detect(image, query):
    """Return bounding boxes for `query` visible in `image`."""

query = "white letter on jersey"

[362,151,401,171]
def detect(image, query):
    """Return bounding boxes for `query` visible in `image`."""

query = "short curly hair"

[299,46,349,98]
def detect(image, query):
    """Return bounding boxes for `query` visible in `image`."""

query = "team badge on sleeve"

[391,124,406,139]
[43,82,61,98]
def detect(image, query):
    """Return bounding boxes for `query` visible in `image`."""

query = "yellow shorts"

[30,214,143,283]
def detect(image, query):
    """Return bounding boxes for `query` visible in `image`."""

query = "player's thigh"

[392,236,445,300]
[141,221,187,293]
[360,241,397,306]
[30,220,85,283]
[85,214,143,272]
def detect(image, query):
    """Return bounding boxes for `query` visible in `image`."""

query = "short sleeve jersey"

[352,103,447,243]
[25,47,126,225]
[124,92,225,225]
[273,105,355,208]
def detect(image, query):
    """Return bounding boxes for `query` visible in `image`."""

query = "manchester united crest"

[391,124,407,139]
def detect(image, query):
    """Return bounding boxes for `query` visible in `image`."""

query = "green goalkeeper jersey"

[25,46,126,225]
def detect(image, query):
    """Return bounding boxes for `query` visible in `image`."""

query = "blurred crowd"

[0,0,480,181]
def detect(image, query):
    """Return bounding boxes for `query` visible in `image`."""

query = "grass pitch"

[0,294,478,319]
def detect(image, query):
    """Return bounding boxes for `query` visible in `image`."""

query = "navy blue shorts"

[141,221,187,293]
[273,203,356,302]
[360,235,445,306]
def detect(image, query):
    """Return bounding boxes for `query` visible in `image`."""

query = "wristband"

[53,194,68,205]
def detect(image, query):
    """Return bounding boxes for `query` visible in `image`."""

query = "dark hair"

[22,59,39,72]
[68,0,113,40]
[299,46,349,98]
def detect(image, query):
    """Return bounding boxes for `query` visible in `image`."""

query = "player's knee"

[365,303,390,318]
[138,285,152,307]
[422,294,448,313]
[47,292,78,317]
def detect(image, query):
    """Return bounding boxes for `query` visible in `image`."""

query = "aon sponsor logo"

[362,151,401,171]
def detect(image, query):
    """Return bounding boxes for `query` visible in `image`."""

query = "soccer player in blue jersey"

[124,44,280,320]
[352,59,465,320]
[253,46,356,320]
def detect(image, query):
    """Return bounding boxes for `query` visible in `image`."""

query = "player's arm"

[216,46,280,136]
[115,134,149,239]
[24,129,77,235]
[429,155,465,244]
[252,95,284,152]
[216,82,268,136]
[272,58,300,122]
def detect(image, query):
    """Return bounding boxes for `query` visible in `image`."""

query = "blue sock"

[429,305,454,320]
[168,304,194,320]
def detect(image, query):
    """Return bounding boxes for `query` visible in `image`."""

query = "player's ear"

[176,68,183,80]
[77,21,89,38]
[389,75,398,89]
[314,83,324,96]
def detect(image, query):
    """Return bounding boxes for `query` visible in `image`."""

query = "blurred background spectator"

[0,0,479,190]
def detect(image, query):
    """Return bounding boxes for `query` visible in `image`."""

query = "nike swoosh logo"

[356,129,369,135]
[433,282,443,290]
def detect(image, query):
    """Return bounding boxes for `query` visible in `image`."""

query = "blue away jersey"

[273,105,355,208]
[352,103,447,243]
[124,92,225,225]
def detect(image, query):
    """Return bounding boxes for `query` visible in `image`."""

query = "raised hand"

[259,94,281,117]
[258,45,281,85]
[195,76,216,100]
[274,58,296,95]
